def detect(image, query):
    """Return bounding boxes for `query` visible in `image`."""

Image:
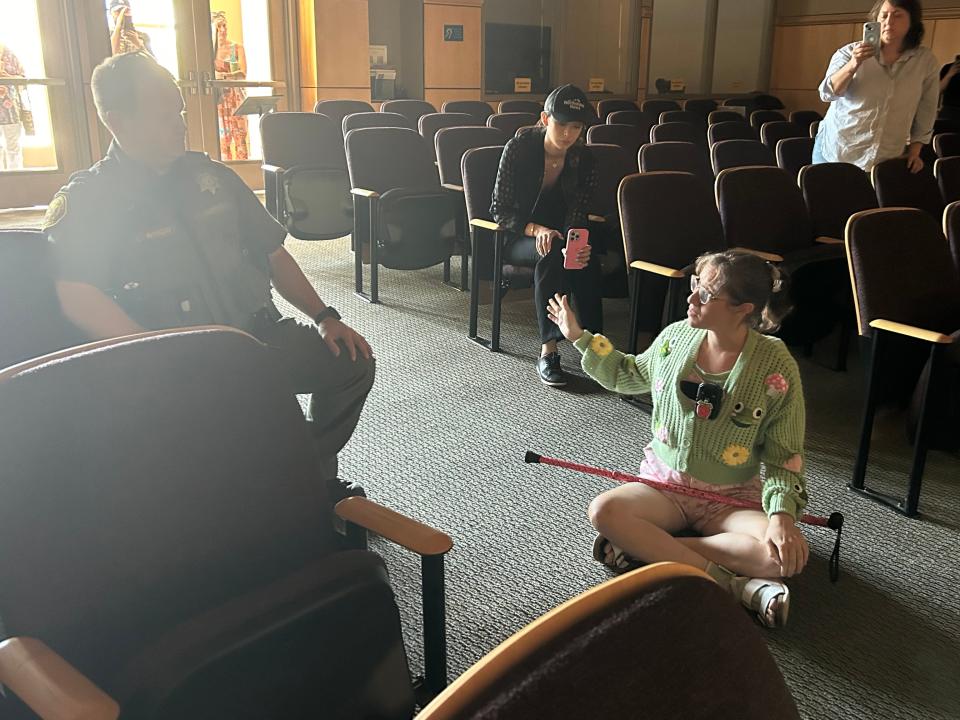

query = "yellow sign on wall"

[588,78,605,92]
[514,77,532,93]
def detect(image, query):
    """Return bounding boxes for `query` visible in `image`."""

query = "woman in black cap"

[490,84,601,387]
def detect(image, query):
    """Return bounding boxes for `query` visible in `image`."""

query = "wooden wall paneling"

[637,9,653,100]
[299,0,371,103]
[769,23,856,90]
[930,18,960,66]
[423,2,481,104]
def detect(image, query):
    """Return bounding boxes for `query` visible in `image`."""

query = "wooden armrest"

[869,319,955,344]
[815,236,843,245]
[336,497,453,556]
[350,188,380,199]
[470,218,503,232]
[588,214,605,223]
[629,260,685,279]
[441,183,464,192]
[261,163,284,174]
[731,246,784,263]
[0,637,119,720]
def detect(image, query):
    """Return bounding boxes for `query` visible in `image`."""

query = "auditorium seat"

[775,137,815,180]
[710,139,775,175]
[498,99,542,114]
[0,229,81,370]
[872,157,944,218]
[434,127,508,290]
[708,110,746,125]
[343,111,413,135]
[809,120,820,138]
[650,122,700,145]
[314,99,374,127]
[487,112,539,137]
[846,207,960,517]
[660,110,703,128]
[935,156,960,205]
[944,200,960,277]
[789,110,822,135]
[587,142,638,298]
[798,162,877,242]
[462,146,533,352]
[345,127,459,303]
[0,327,454,719]
[261,112,353,241]
[419,112,479,150]
[760,121,805,150]
[418,564,800,720]
[933,132,960,158]
[620,172,725,345]
[381,99,437,127]
[749,110,786,134]
[716,165,848,352]
[639,141,713,189]
[641,99,681,117]
[682,98,718,118]
[587,123,647,157]
[708,120,755,146]
[441,100,493,124]
[597,98,640,121]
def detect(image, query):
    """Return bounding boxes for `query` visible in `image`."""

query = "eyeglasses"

[689,275,725,305]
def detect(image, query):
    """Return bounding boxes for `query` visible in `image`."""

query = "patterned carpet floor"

[279,236,960,720]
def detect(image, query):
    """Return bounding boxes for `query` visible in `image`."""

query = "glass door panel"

[206,0,287,167]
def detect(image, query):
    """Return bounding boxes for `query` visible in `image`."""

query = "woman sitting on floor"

[547,250,808,628]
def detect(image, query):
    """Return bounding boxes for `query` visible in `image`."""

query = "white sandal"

[741,577,790,628]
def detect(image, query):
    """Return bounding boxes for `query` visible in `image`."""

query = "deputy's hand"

[850,42,876,70]
[764,513,809,578]
[318,318,372,361]
[546,293,583,342]
[906,151,924,174]
[534,226,562,257]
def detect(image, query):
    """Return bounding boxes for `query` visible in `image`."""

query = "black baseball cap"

[543,84,595,125]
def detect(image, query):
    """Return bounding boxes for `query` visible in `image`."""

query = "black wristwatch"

[313,306,341,325]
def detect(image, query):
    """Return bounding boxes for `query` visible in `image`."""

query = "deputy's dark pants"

[505,237,604,343]
[249,315,376,478]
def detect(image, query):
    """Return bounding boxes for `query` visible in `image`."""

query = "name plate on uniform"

[588,78,605,93]
[514,77,532,93]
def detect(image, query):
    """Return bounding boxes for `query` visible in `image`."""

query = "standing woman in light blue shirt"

[813,0,939,173]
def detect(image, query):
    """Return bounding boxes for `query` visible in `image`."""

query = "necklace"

[547,156,562,170]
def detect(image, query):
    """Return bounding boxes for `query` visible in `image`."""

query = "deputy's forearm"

[55,281,143,341]
[268,246,324,319]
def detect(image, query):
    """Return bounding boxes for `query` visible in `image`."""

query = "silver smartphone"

[863,22,881,53]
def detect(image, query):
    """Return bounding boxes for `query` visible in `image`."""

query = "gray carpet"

[282,236,958,719]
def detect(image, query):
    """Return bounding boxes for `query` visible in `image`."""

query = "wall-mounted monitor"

[484,22,551,94]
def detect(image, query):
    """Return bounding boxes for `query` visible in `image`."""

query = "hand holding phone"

[563,228,590,270]
[862,22,880,53]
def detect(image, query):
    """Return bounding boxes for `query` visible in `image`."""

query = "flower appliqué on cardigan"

[783,454,803,473]
[721,444,750,466]
[659,339,671,357]
[589,334,614,357]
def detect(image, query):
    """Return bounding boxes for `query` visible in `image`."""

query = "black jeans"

[505,236,604,343]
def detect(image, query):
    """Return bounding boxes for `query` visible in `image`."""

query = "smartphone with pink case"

[563,228,590,270]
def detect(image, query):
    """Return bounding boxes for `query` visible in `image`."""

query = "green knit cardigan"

[574,321,808,519]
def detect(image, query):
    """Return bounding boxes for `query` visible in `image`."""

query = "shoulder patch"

[42,194,68,230]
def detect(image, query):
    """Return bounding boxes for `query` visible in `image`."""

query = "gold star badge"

[198,172,219,195]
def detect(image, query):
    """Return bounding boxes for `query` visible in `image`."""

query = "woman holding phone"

[490,84,602,388]
[813,0,939,173]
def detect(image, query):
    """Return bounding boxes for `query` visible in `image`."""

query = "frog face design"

[730,401,764,428]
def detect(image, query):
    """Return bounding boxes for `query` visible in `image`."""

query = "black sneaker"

[537,352,567,387]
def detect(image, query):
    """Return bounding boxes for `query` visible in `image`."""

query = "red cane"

[525,450,844,582]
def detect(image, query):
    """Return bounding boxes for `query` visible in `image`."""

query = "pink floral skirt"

[639,443,763,533]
